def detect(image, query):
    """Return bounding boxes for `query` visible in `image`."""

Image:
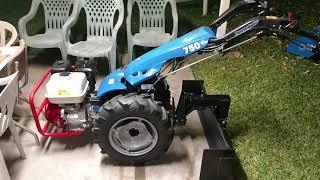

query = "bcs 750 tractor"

[29,0,320,164]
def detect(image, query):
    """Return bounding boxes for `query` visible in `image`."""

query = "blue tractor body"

[97,26,216,98]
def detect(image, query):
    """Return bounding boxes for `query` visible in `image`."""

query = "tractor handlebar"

[203,15,298,53]
[209,0,269,30]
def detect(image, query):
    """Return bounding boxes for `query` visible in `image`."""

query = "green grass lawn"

[1,0,320,179]
[189,1,320,179]
[193,39,320,179]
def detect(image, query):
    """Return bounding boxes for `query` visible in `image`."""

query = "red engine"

[45,103,64,128]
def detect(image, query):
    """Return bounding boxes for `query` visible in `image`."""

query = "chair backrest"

[81,0,124,38]
[0,72,18,136]
[132,0,170,32]
[40,0,74,30]
[0,21,18,47]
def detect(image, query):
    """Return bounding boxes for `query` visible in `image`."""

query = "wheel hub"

[108,117,158,156]
[114,121,153,151]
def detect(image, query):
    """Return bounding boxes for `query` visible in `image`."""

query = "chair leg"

[13,121,40,145]
[8,121,26,159]
[109,49,117,72]
[60,47,68,60]
[128,43,134,62]
[0,149,10,180]
[17,85,29,105]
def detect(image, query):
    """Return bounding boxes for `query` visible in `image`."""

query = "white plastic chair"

[62,0,124,72]
[0,21,19,75]
[18,0,75,60]
[126,0,178,61]
[1,21,29,103]
[0,21,18,48]
[0,72,39,159]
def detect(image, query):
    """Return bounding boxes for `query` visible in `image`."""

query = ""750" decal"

[182,42,201,54]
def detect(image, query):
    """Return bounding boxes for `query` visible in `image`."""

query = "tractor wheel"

[93,93,174,164]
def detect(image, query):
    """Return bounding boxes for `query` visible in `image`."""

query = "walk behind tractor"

[29,0,320,165]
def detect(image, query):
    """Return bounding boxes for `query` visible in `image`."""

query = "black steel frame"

[198,108,235,180]
[175,80,235,179]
